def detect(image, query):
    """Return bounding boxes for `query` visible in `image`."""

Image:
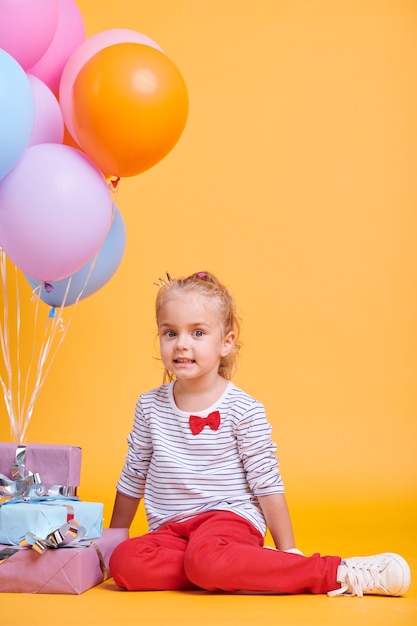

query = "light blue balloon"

[26,207,126,307]
[0,49,35,182]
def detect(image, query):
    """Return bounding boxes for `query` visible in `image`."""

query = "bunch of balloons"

[0,0,189,305]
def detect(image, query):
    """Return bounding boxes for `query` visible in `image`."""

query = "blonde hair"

[155,271,241,382]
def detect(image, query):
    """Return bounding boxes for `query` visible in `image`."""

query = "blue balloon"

[0,49,35,182]
[26,207,126,307]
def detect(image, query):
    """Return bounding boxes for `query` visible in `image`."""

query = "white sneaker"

[328,552,411,597]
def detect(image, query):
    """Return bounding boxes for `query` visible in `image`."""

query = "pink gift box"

[0,443,81,490]
[0,528,128,594]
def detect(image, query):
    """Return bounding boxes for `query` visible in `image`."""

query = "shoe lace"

[329,560,382,597]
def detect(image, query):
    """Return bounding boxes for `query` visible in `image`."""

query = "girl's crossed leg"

[109,510,341,594]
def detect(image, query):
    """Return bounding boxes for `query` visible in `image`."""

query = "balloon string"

[0,252,73,442]
[20,318,70,442]
[14,261,22,432]
[19,278,73,442]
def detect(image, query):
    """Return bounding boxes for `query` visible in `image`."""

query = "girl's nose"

[176,333,189,350]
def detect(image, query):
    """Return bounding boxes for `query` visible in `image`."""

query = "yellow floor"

[2,529,416,626]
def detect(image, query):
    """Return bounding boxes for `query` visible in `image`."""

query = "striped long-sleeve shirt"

[116,381,284,535]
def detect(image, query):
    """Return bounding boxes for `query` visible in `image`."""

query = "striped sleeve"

[116,396,152,499]
[232,390,284,495]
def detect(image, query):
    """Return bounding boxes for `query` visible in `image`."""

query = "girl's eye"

[193,330,204,337]
[166,330,176,338]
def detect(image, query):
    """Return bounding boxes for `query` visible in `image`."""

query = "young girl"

[109,271,411,597]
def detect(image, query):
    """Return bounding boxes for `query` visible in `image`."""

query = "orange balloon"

[71,43,189,177]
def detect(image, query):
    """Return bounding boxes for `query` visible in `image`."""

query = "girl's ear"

[221,331,236,357]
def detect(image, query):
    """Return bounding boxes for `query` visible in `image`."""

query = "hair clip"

[153,271,173,288]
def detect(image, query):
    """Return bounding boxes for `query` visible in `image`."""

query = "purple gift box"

[0,528,128,594]
[0,443,81,490]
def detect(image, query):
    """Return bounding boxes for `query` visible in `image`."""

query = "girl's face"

[157,291,235,385]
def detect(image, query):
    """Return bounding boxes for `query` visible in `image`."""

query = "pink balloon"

[27,75,64,146]
[59,29,164,143]
[0,0,60,70]
[29,0,86,95]
[0,144,113,282]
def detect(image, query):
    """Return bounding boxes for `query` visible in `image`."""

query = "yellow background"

[1,0,416,560]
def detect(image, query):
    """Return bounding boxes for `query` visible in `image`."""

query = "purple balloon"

[0,144,113,281]
[27,74,64,145]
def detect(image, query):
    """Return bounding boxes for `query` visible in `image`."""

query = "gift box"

[0,443,82,491]
[0,528,128,594]
[0,500,103,545]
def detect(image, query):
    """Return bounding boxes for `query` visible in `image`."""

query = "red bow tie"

[189,411,221,435]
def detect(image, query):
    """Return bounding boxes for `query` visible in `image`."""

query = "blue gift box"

[0,499,103,545]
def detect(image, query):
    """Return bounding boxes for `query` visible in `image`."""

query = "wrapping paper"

[0,500,103,545]
[0,443,82,490]
[0,528,128,594]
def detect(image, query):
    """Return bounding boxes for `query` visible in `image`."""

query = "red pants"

[109,511,342,594]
